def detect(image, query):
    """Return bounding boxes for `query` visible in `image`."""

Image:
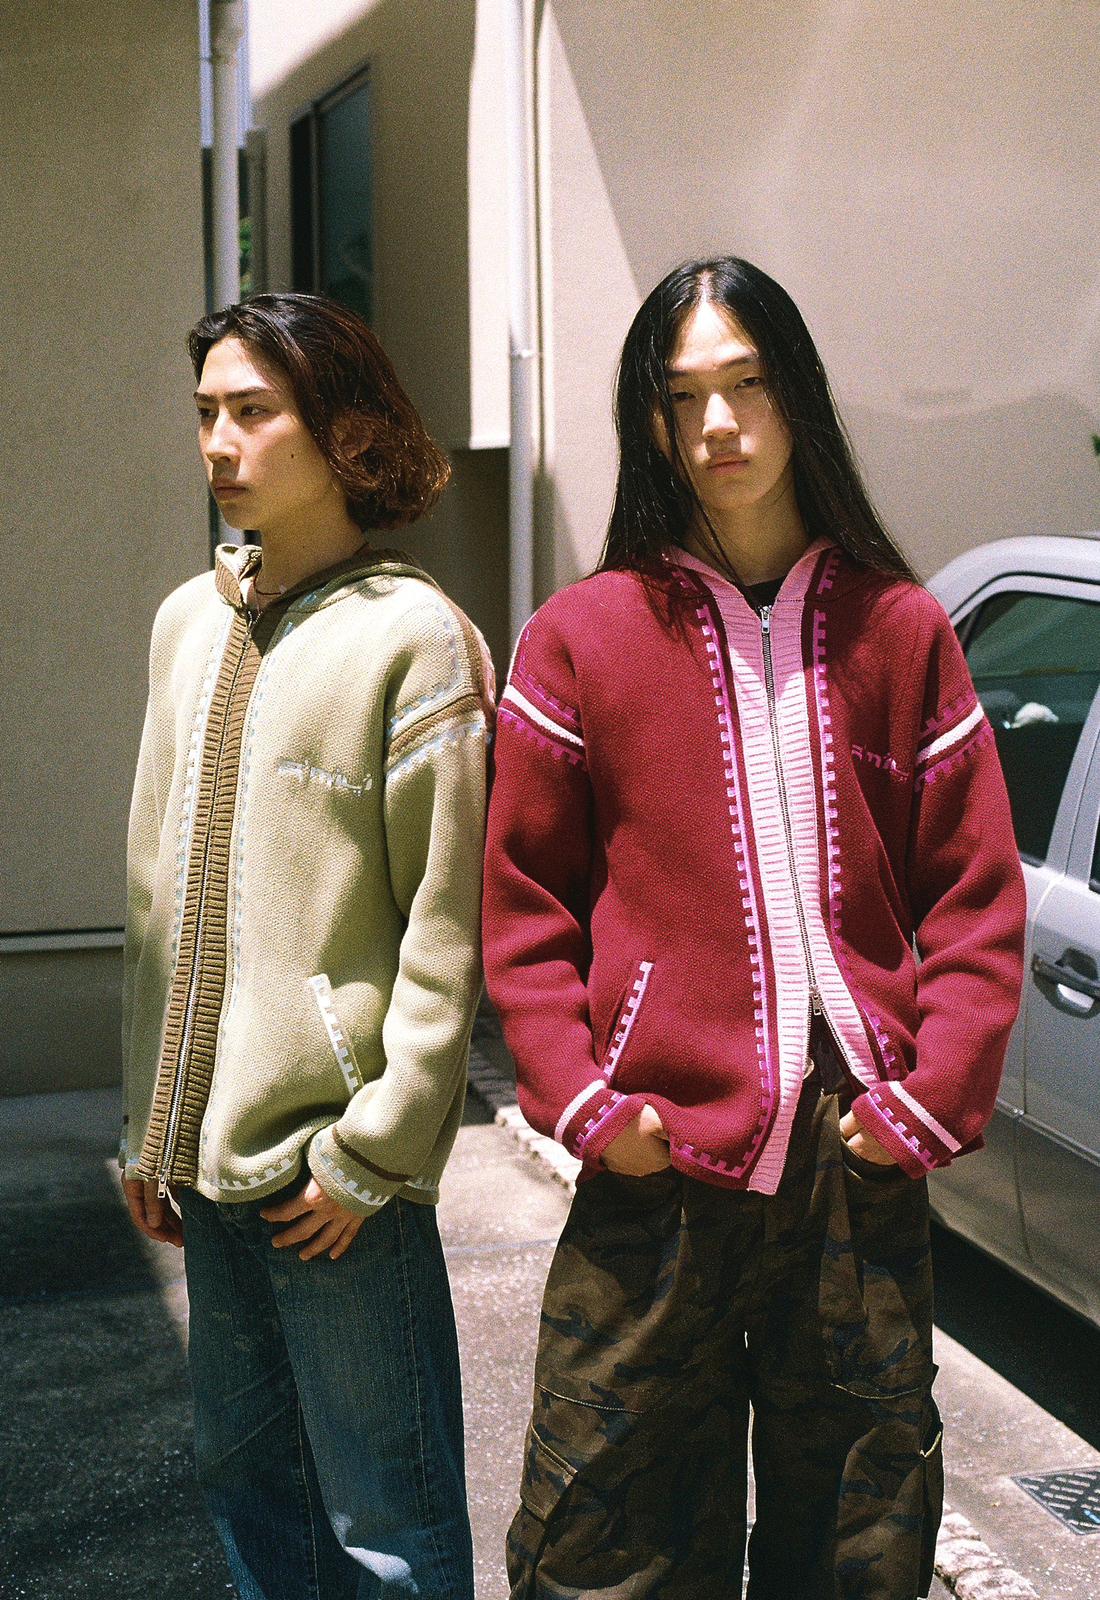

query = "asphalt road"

[3,1080,1097,1598]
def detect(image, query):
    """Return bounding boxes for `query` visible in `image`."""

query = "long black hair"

[599,256,917,583]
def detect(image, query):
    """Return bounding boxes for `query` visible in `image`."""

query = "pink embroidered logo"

[851,744,909,782]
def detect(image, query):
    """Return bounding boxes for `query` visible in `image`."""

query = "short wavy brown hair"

[188,292,451,530]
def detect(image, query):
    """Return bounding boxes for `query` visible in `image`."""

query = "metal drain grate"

[1013,1469,1100,1534]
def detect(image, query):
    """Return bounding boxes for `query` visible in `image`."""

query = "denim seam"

[293,1399,323,1600]
[394,1199,453,1593]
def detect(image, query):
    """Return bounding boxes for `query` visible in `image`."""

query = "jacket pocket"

[307,974,363,1098]
[599,958,654,1081]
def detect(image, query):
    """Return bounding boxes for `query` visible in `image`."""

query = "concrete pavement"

[4,1053,1097,1597]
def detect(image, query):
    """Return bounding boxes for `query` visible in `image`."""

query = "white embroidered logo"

[277,759,373,797]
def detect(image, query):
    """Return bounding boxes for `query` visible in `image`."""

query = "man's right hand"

[602,1103,672,1176]
[123,1177,184,1247]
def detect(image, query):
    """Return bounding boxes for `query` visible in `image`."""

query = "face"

[656,299,794,523]
[194,337,345,535]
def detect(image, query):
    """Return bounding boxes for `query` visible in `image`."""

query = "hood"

[213,541,435,612]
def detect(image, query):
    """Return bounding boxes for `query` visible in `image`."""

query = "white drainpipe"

[505,0,538,643]
[210,0,245,311]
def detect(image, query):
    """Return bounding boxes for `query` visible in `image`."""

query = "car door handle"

[1032,953,1100,1003]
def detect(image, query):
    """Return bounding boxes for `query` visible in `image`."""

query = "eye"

[240,404,268,418]
[736,374,763,390]
[196,406,214,423]
[669,389,694,404]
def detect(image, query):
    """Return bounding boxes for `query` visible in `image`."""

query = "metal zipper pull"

[760,604,772,634]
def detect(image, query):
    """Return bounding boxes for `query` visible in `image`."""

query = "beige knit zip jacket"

[121,543,493,1215]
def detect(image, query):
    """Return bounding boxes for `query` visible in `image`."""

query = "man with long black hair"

[122,293,489,1599]
[484,257,1025,1598]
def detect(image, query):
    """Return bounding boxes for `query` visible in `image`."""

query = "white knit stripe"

[307,974,362,1096]
[883,1079,962,1153]
[554,1078,608,1144]
[501,684,585,749]
[916,702,984,766]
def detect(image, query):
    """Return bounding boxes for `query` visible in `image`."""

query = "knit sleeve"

[306,597,492,1215]
[851,601,1027,1175]
[482,605,649,1164]
[120,603,178,1171]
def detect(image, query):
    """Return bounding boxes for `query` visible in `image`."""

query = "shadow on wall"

[546,0,1100,565]
[253,3,512,663]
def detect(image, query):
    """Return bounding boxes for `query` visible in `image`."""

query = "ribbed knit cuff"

[307,1125,403,1217]
[851,1084,959,1178]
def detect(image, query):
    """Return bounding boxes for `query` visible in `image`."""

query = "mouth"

[212,481,248,497]
[706,455,749,473]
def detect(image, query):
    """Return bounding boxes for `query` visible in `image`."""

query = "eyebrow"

[193,385,278,403]
[665,353,759,377]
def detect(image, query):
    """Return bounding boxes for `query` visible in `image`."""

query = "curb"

[467,1030,1041,1600]
[933,1510,1039,1598]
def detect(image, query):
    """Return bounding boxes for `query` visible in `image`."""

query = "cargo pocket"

[506,1421,578,1597]
[918,1398,945,1597]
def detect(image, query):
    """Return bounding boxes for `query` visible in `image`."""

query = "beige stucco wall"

[0,3,207,1090]
[249,0,511,662]
[538,0,1100,592]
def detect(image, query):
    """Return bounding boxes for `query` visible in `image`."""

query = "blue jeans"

[177,1181,474,1600]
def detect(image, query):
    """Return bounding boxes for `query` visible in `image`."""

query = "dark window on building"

[290,67,373,323]
[962,591,1100,864]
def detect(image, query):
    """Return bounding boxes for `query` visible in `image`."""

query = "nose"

[701,392,739,440]
[203,408,237,463]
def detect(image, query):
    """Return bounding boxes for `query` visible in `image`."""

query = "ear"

[650,404,672,461]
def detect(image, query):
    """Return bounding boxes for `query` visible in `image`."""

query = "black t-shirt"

[743,578,784,613]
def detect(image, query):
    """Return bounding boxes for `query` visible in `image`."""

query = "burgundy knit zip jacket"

[482,539,1026,1189]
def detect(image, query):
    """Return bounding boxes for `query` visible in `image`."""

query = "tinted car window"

[962,592,1100,863]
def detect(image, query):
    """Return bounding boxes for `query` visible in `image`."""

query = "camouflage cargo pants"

[507,1077,944,1599]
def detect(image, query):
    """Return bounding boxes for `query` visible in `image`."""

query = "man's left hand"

[839,1109,898,1167]
[260,1178,366,1260]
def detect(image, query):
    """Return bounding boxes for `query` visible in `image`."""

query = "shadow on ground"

[0,1093,233,1599]
[931,1222,1100,1452]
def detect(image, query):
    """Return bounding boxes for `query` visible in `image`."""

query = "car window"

[961,591,1100,864]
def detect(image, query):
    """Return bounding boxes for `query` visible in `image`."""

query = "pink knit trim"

[601,960,653,1081]
[811,609,896,1083]
[919,687,974,742]
[512,662,583,732]
[693,599,775,1180]
[815,547,841,595]
[703,592,809,1193]
[572,1088,627,1158]
[498,705,586,768]
[863,1087,937,1171]
[915,720,993,789]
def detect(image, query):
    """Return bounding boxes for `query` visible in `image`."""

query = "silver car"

[927,533,1100,1330]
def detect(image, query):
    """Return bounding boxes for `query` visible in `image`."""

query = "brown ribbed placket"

[136,601,284,1188]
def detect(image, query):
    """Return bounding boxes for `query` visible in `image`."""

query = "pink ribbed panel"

[674,543,878,1190]
[668,602,775,1183]
[676,550,820,1195]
